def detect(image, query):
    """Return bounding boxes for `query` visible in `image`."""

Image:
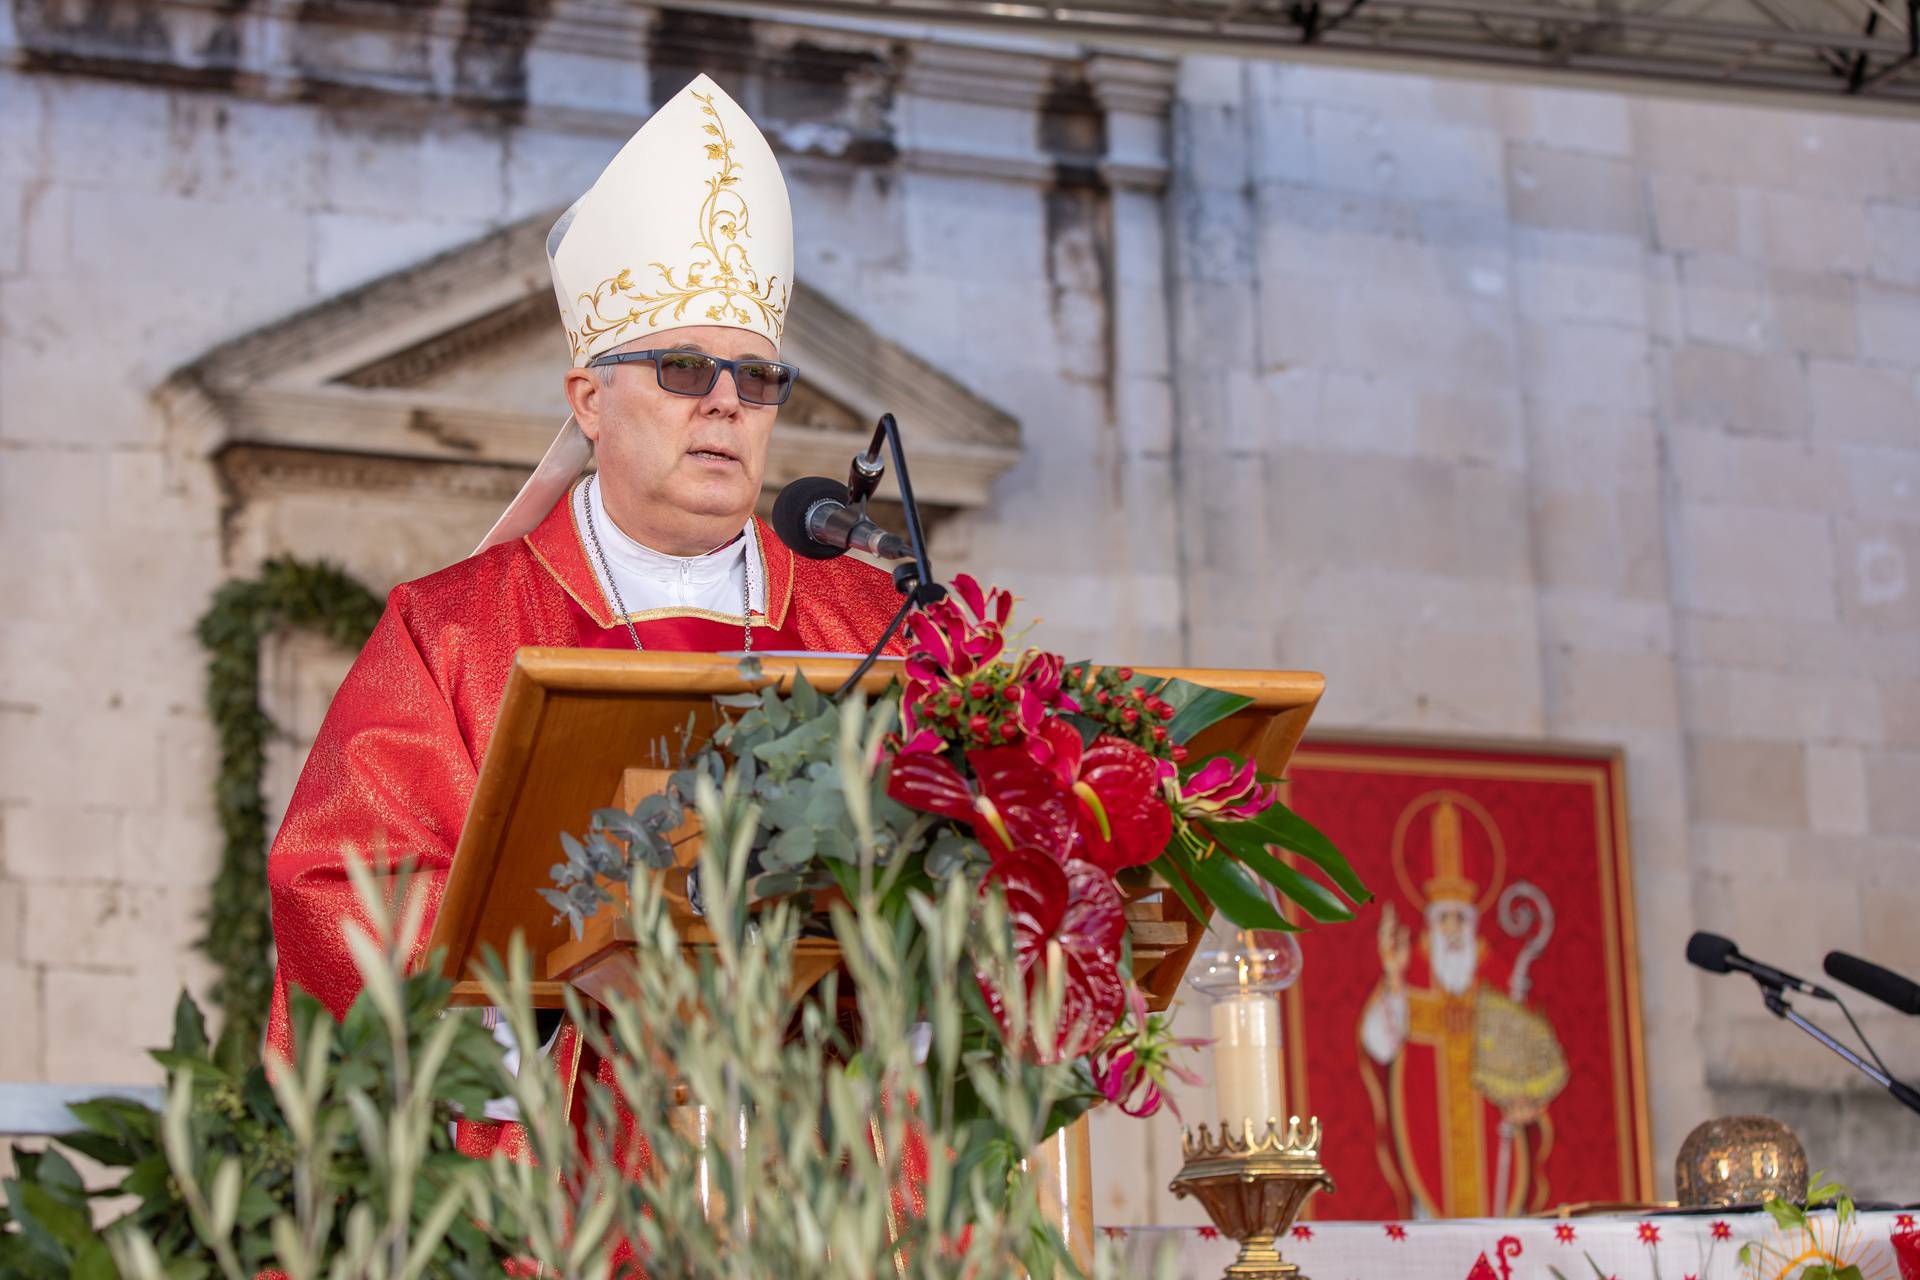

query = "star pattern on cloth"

[1638,1222,1662,1245]
[1899,1214,1917,1230]
[1711,1221,1733,1241]
[1383,1224,1408,1241]
[1554,1224,1577,1244]
[1292,1225,1315,1241]
[1197,1226,1220,1240]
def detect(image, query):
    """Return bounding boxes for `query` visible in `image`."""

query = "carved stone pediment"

[162,211,1021,574]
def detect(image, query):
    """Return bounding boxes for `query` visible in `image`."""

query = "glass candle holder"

[1189,933,1303,1137]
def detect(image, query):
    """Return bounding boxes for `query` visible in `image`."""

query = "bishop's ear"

[564,366,607,442]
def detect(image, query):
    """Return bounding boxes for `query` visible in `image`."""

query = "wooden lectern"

[422,649,1324,1267]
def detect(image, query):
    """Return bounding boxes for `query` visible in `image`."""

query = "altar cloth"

[1102,1209,1920,1279]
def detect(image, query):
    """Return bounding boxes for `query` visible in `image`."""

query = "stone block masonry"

[3,0,1919,1224]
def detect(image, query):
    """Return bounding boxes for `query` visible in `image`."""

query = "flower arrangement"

[552,577,1371,1128]
[13,847,1176,1277]
[7,578,1346,1276]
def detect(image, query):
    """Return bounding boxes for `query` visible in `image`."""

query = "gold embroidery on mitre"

[573,90,789,358]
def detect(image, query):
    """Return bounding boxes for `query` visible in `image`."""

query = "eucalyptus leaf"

[815,825,858,864]
[760,683,793,733]
[760,782,811,832]
[592,807,645,840]
[583,831,626,877]
[747,870,809,901]
[925,830,987,881]
[763,825,817,872]
[753,714,837,780]
[804,768,849,826]
[635,791,681,831]
[638,830,676,870]
[791,670,822,719]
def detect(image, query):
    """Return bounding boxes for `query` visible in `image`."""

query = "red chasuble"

[264,486,907,1063]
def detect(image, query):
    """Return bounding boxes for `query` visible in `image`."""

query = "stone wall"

[2,0,1918,1221]
[1113,57,1920,1218]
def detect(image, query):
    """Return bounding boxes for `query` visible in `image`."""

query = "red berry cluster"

[1081,667,1186,762]
[908,666,1026,749]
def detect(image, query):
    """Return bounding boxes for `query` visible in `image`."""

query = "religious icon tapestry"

[1272,738,1653,1220]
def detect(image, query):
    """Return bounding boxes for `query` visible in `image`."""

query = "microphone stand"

[1760,986,1920,1117]
[834,414,946,699]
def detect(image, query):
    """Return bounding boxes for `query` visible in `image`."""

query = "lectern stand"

[421,649,1324,1267]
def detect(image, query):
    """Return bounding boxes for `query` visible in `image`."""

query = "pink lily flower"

[1163,755,1279,823]
[1090,983,1208,1118]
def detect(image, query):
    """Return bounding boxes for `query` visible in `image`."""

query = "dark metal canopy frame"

[742,0,1920,110]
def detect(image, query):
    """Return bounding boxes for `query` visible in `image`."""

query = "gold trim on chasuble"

[566,91,791,361]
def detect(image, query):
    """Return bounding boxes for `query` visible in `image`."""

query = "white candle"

[1211,991,1285,1135]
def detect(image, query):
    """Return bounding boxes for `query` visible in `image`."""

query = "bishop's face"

[566,324,780,556]
[1426,901,1480,997]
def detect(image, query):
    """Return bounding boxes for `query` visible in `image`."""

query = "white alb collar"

[576,477,764,612]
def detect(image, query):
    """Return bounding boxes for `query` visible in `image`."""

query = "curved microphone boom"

[1825,951,1920,1016]
[770,475,912,562]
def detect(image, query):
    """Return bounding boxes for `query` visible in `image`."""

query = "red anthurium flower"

[977,849,1127,1062]
[969,746,1078,859]
[885,739,1081,864]
[1023,718,1086,788]
[888,714,1172,874]
[1076,737,1174,872]
[1163,755,1278,823]
[885,746,978,827]
[1024,725,1172,872]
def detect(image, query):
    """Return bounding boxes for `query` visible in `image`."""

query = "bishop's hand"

[1378,902,1412,991]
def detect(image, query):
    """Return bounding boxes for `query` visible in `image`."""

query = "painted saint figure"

[1359,794,1567,1218]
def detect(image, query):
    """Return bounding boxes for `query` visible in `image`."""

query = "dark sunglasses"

[586,348,799,407]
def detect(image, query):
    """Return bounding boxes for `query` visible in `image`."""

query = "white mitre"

[472,73,794,555]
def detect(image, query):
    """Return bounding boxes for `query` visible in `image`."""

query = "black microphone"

[1825,951,1920,1016]
[1687,932,1836,1000]
[770,476,912,562]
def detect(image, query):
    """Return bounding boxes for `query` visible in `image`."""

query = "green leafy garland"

[196,557,381,1052]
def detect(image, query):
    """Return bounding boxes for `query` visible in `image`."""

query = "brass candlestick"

[1170,1116,1334,1280]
